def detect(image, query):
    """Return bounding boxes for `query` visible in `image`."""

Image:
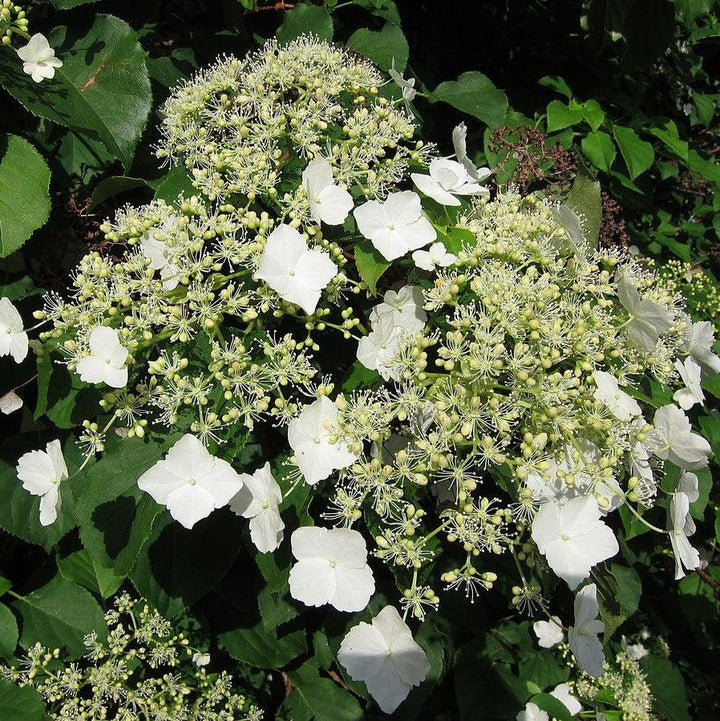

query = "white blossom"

[192,652,211,667]
[568,583,605,677]
[16,439,68,526]
[531,496,619,589]
[16,33,63,83]
[616,273,674,351]
[533,616,564,648]
[140,231,181,290]
[649,404,710,470]
[369,286,427,334]
[452,122,491,182]
[682,319,720,377]
[673,357,704,410]
[354,191,436,261]
[137,434,244,529]
[516,703,549,721]
[287,396,357,485]
[253,224,337,315]
[621,637,648,661]
[668,490,700,579]
[75,326,129,389]
[593,371,642,421]
[230,462,284,553]
[388,58,416,102]
[0,297,29,363]
[357,315,405,381]
[338,605,429,713]
[411,158,489,207]
[302,158,354,226]
[550,683,582,715]
[289,526,374,612]
[412,242,457,271]
[0,390,23,415]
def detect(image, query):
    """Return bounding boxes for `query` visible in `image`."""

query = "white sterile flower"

[677,471,699,503]
[16,439,68,526]
[531,496,619,589]
[338,605,429,713]
[616,273,674,351]
[673,357,704,410]
[137,434,244,529]
[568,583,605,677]
[452,122,492,182]
[302,157,353,226]
[412,242,457,271]
[287,396,357,485]
[289,526,374,612]
[0,390,23,415]
[411,158,489,207]
[16,34,63,83]
[682,319,720,377]
[229,462,284,553]
[253,224,337,315]
[516,703,549,721]
[353,191,436,261]
[621,637,648,661]
[533,616,564,648]
[0,297,29,363]
[593,371,641,421]
[550,683,582,716]
[75,326,129,389]
[357,315,405,381]
[192,652,211,667]
[649,404,710,470]
[140,231,181,291]
[668,490,700,579]
[388,58,417,102]
[369,285,427,334]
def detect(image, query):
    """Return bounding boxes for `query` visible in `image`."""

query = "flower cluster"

[1,592,263,721]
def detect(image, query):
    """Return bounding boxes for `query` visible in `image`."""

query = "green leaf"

[609,564,642,616]
[0,679,45,721]
[0,135,51,258]
[564,174,602,250]
[581,99,606,131]
[57,549,125,599]
[528,693,573,721]
[220,623,307,669]
[347,22,408,71]
[35,355,100,428]
[431,71,509,128]
[0,15,152,170]
[153,167,198,205]
[650,121,689,161]
[355,240,391,295]
[283,662,364,721]
[581,131,616,171]
[276,4,334,44]
[50,0,101,7]
[89,176,151,210]
[0,577,11,596]
[546,100,582,132]
[341,361,381,391]
[538,75,573,99]
[14,577,107,658]
[0,602,18,659]
[640,656,691,721]
[612,126,655,180]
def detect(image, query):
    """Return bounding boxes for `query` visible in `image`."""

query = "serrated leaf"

[0,679,45,721]
[14,577,107,658]
[581,131,616,171]
[347,23,408,71]
[612,126,655,180]
[276,4,334,45]
[546,100,582,132]
[564,174,602,250]
[89,176,151,210]
[153,166,198,205]
[0,603,18,659]
[57,549,125,599]
[355,240,390,295]
[283,663,364,721]
[431,71,508,128]
[0,15,152,170]
[0,135,51,258]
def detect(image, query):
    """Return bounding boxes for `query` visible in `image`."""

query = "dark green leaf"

[432,72,508,128]
[546,100,582,132]
[89,176,151,210]
[581,131,616,171]
[153,167,198,205]
[581,99,606,131]
[283,662,364,721]
[355,240,391,295]
[277,4,334,44]
[347,23,408,71]
[35,355,100,428]
[612,126,655,180]
[609,564,642,616]
[57,549,125,599]
[564,174,602,250]
[640,656,691,721]
[0,679,45,721]
[0,603,18,659]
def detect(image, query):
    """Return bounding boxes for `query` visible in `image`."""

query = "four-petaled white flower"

[0,390,23,415]
[412,242,457,271]
[230,462,284,553]
[516,702,549,721]
[593,371,642,421]
[369,286,427,335]
[253,224,337,315]
[411,158,489,207]
[138,434,244,529]
[288,396,357,485]
[682,318,720,377]
[533,616,564,648]
[140,231,181,291]
[354,191,436,261]
[357,315,406,381]
[531,496,619,589]
[616,273,674,351]
[668,488,700,579]
[338,605,429,713]
[302,158,354,226]
[16,33,63,83]
[550,683,582,716]
[452,122,491,182]
[289,526,375,612]
[649,404,710,470]
[568,583,605,677]
[16,439,68,526]
[0,297,29,364]
[673,357,704,410]
[388,58,417,103]
[76,326,129,389]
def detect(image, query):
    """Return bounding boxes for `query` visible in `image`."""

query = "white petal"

[411,173,461,206]
[330,565,374,612]
[39,485,60,526]
[338,621,388,681]
[289,558,335,607]
[316,185,354,226]
[249,509,284,553]
[166,483,218,529]
[0,391,23,415]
